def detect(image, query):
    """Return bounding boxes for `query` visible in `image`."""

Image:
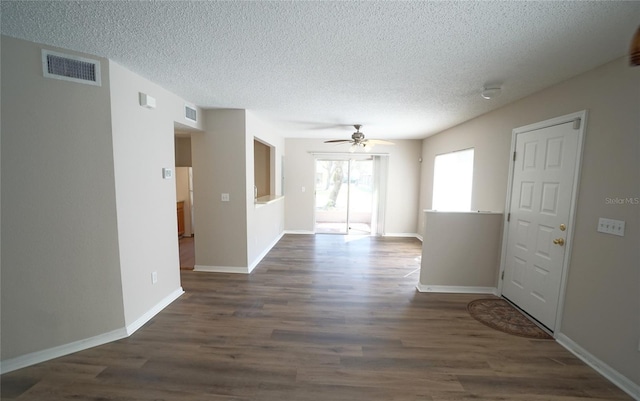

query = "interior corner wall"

[0,36,125,360]
[192,109,249,268]
[283,139,421,235]
[109,61,199,327]
[419,56,640,387]
[245,111,285,266]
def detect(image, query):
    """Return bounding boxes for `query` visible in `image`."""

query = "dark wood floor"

[1,234,630,400]
[179,236,195,270]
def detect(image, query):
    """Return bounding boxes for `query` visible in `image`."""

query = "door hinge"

[507,212,511,222]
[573,118,581,130]
[513,151,516,161]
[501,270,505,280]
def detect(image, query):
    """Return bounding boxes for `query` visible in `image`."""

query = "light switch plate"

[597,218,625,236]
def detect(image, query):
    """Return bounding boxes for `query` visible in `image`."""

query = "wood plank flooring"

[179,236,195,270]
[1,234,631,400]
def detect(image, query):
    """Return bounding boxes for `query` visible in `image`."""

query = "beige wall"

[175,137,192,167]
[109,60,201,327]
[175,167,192,236]
[1,36,203,367]
[419,212,502,289]
[1,36,125,360]
[192,110,285,270]
[246,111,285,266]
[284,139,422,235]
[192,109,249,268]
[419,57,640,386]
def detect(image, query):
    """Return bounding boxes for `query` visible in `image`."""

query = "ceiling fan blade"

[324,139,353,143]
[288,121,354,130]
[366,139,395,145]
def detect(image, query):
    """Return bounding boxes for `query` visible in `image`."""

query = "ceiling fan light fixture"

[481,86,502,100]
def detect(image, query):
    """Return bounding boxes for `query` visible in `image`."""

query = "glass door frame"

[314,156,374,235]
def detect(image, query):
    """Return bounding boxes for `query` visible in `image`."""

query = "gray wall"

[419,56,640,386]
[1,36,125,359]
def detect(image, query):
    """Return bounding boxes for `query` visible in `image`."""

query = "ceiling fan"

[324,125,394,152]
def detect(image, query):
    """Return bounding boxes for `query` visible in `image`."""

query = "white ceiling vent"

[185,105,197,123]
[42,49,101,86]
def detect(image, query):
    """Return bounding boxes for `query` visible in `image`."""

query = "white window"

[432,148,474,211]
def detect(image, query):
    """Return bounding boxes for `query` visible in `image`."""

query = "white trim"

[497,110,588,334]
[1,287,185,374]
[0,327,127,374]
[309,151,390,157]
[383,232,421,239]
[284,230,315,235]
[416,284,498,295]
[125,287,184,335]
[556,333,640,400]
[248,232,285,273]
[195,232,285,274]
[415,234,423,242]
[194,265,250,274]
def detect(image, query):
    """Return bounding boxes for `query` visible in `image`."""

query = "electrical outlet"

[221,193,230,202]
[151,271,158,284]
[597,218,625,236]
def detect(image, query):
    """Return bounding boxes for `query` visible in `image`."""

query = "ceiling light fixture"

[630,26,640,66]
[481,86,502,100]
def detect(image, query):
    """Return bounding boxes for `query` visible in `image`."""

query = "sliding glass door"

[314,158,374,234]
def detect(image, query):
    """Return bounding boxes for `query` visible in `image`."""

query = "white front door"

[502,113,584,331]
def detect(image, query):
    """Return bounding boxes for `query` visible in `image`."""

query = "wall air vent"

[185,104,197,123]
[42,49,101,86]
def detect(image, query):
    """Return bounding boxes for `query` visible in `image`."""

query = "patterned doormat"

[467,298,553,339]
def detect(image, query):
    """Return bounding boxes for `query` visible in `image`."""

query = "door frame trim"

[497,110,588,334]
[312,156,376,235]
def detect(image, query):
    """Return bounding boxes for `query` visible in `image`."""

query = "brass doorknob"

[553,238,565,246]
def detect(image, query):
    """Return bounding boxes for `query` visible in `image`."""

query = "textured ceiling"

[2,1,639,140]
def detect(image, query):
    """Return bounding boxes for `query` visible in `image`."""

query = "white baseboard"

[195,233,285,274]
[248,232,285,273]
[416,283,498,295]
[284,230,315,235]
[125,287,184,335]
[0,327,128,375]
[0,287,185,375]
[383,233,421,239]
[194,265,251,274]
[556,333,640,400]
